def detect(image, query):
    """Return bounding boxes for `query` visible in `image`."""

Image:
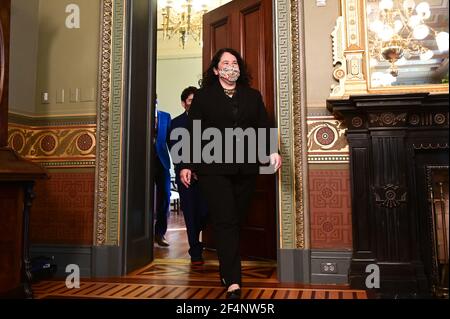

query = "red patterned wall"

[30,170,95,245]
[309,168,352,249]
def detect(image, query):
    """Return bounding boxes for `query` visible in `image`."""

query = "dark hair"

[180,86,197,102]
[199,48,251,88]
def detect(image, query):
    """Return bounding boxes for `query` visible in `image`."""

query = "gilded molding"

[330,16,347,97]
[344,0,362,47]
[291,0,309,249]
[94,0,124,245]
[95,0,113,246]
[275,0,295,249]
[107,0,126,246]
[94,0,125,246]
[274,0,310,249]
[8,124,96,164]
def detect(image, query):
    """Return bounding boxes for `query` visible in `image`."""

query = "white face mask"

[218,65,240,82]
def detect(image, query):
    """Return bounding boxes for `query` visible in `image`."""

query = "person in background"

[153,101,172,247]
[169,86,208,265]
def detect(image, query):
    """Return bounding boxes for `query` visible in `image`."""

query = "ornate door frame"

[93,0,310,281]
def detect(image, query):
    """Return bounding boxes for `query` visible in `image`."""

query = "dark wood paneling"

[327,93,449,297]
[0,147,47,298]
[209,19,230,70]
[351,146,372,255]
[0,184,23,294]
[241,3,262,90]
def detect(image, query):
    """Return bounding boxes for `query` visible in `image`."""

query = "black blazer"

[169,111,189,177]
[179,82,274,175]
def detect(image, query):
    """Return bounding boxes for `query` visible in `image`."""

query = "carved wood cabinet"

[327,93,449,297]
[0,149,47,298]
[0,0,48,298]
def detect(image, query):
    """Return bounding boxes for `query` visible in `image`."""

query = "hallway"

[153,211,218,261]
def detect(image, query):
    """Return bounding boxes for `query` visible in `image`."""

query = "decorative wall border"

[7,124,96,163]
[275,0,295,249]
[291,0,309,249]
[307,116,349,163]
[274,0,309,249]
[94,0,126,246]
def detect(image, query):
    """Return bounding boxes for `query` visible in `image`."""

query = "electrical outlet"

[321,262,337,273]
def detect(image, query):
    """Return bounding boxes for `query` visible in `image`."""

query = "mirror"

[330,0,449,98]
[366,0,449,88]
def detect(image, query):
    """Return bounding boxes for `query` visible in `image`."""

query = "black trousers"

[154,155,171,237]
[198,174,257,287]
[176,176,208,260]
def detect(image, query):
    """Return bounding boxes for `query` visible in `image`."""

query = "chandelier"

[159,0,208,49]
[367,0,449,77]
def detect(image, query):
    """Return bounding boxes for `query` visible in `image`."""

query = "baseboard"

[277,248,310,284]
[310,249,352,284]
[91,245,123,278]
[30,244,92,278]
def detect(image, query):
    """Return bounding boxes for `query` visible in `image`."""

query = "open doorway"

[153,0,232,263]
[153,0,277,265]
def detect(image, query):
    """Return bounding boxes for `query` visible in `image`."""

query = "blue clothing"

[155,110,172,170]
[154,110,172,236]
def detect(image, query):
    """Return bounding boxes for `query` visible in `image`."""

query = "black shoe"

[226,289,241,299]
[155,235,170,247]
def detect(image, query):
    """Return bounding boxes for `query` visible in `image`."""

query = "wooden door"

[123,0,158,273]
[202,0,276,259]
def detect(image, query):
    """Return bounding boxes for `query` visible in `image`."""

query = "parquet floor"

[32,212,369,300]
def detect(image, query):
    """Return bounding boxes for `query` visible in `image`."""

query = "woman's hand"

[180,169,193,188]
[270,153,282,172]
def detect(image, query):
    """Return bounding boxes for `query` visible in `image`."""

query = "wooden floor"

[32,212,369,300]
[153,213,218,260]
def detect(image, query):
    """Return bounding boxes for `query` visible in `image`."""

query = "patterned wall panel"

[8,124,96,167]
[307,116,349,163]
[94,0,125,246]
[30,170,95,245]
[309,168,352,249]
[275,0,297,248]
